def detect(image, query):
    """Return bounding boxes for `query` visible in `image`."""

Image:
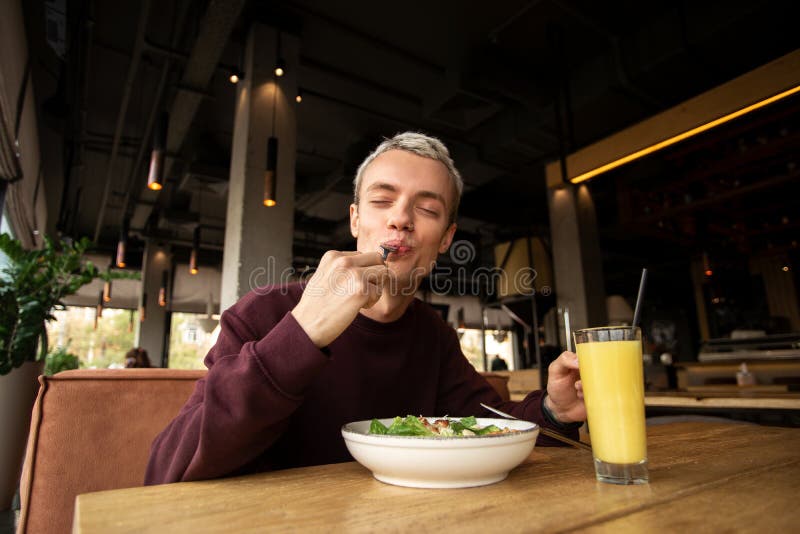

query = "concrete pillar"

[136,241,171,367]
[547,184,607,336]
[221,24,297,311]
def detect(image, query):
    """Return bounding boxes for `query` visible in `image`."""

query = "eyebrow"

[365,182,447,207]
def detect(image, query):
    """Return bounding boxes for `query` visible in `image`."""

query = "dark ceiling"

[20,0,800,284]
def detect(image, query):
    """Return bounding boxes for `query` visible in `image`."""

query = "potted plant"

[0,233,131,510]
[44,346,81,376]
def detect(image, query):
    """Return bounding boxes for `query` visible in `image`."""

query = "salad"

[369,415,517,437]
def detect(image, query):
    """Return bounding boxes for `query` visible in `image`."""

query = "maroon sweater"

[145,283,576,485]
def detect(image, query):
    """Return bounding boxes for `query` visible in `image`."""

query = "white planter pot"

[0,360,44,511]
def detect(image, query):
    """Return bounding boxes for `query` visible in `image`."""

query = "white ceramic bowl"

[341,417,539,488]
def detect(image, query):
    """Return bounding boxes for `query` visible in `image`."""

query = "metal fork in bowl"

[480,403,592,452]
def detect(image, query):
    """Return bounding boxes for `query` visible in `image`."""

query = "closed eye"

[417,207,439,216]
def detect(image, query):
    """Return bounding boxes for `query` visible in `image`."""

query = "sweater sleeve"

[435,326,579,446]
[144,306,329,485]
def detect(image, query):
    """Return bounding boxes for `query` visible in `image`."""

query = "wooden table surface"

[73,422,800,533]
[645,390,800,410]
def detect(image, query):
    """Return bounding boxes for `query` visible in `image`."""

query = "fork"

[480,403,592,451]
[378,244,398,261]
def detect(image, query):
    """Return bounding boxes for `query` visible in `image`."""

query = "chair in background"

[480,372,511,402]
[17,369,205,534]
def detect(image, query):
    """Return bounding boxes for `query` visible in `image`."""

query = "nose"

[386,199,414,232]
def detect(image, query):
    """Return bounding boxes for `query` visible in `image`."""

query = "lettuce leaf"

[386,415,435,436]
[459,416,478,428]
[474,424,502,435]
[366,415,501,437]
[369,419,388,435]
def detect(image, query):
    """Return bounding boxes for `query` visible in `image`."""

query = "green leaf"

[459,416,478,429]
[369,419,388,435]
[44,346,81,376]
[386,415,435,436]
[474,425,502,435]
[0,233,112,375]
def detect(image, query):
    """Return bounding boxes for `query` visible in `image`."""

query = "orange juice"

[576,339,646,464]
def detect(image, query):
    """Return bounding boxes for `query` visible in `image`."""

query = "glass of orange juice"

[574,326,648,484]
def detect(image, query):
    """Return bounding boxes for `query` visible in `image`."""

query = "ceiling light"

[274,30,285,77]
[116,218,129,268]
[228,67,244,84]
[264,78,279,207]
[158,271,168,307]
[190,226,200,275]
[570,83,800,184]
[264,137,278,207]
[147,112,168,191]
[295,90,303,103]
[702,252,713,278]
[103,275,112,303]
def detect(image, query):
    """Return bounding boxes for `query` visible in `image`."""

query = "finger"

[360,264,391,285]
[362,280,383,309]
[560,351,579,369]
[346,251,385,267]
[575,380,583,391]
[319,250,359,264]
[358,267,391,301]
[549,351,578,375]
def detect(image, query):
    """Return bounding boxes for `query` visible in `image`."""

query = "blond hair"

[353,132,463,224]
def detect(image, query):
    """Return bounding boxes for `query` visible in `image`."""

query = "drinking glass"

[574,326,648,484]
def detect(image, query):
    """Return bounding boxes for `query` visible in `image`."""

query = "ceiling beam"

[164,0,246,177]
[92,0,151,242]
[546,49,800,187]
[130,0,246,233]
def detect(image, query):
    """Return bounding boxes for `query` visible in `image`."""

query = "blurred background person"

[125,348,152,368]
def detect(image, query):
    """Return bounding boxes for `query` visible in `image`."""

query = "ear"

[438,223,457,254]
[349,203,359,238]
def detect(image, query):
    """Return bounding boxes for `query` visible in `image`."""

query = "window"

[45,307,135,369]
[457,328,516,372]
[183,323,198,343]
[168,312,219,370]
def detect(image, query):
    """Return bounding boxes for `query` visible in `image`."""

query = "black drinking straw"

[631,268,648,328]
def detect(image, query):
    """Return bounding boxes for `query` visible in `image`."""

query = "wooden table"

[646,391,800,410]
[73,423,800,533]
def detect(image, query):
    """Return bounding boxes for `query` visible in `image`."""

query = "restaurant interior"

[1,1,799,532]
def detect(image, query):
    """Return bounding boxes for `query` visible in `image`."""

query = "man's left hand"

[544,351,586,424]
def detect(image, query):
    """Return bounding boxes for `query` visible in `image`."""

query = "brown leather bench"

[17,369,204,534]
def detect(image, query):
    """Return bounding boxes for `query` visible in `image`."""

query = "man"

[490,354,509,371]
[145,132,585,485]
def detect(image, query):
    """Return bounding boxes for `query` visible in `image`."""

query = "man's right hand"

[291,250,389,348]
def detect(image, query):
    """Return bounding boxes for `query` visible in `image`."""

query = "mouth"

[380,240,413,258]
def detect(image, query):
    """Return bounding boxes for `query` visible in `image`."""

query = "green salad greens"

[369,415,510,437]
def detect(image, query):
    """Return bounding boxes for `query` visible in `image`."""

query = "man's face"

[350,149,457,290]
